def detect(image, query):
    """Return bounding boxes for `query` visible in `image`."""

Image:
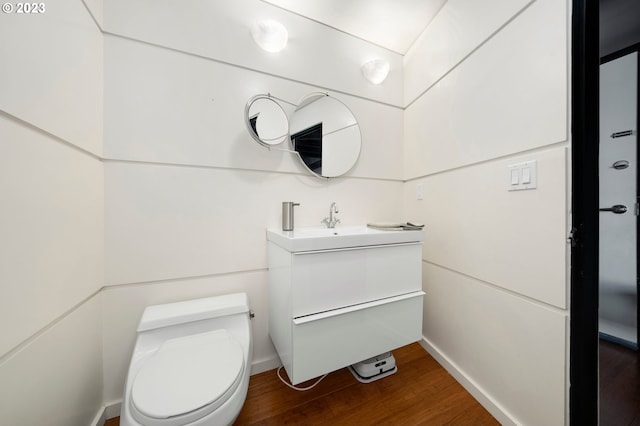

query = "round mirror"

[245,95,289,147]
[289,93,362,178]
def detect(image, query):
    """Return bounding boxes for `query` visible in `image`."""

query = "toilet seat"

[130,329,244,426]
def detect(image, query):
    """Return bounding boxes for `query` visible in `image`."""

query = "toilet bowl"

[120,293,253,426]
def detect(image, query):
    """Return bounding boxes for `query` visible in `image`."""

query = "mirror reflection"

[245,95,289,146]
[289,93,361,178]
[244,92,362,178]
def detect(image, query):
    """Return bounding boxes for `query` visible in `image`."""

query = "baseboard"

[251,354,281,375]
[89,400,123,425]
[419,336,518,426]
[105,401,122,420]
[89,406,106,426]
[599,331,639,350]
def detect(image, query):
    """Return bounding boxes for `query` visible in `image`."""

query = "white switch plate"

[508,160,537,191]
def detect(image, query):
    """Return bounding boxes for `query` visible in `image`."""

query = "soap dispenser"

[282,202,300,231]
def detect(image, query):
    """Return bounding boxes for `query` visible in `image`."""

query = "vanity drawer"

[291,243,421,317]
[287,291,424,384]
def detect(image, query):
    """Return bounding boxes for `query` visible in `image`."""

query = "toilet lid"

[131,329,244,424]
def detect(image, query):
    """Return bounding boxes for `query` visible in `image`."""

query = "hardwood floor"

[600,339,640,426]
[236,343,496,425]
[105,343,497,425]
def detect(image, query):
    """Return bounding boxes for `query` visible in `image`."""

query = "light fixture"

[251,19,288,53]
[361,59,390,85]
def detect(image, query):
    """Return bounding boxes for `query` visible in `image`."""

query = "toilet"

[120,293,253,426]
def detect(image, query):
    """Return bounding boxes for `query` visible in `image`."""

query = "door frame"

[570,0,600,424]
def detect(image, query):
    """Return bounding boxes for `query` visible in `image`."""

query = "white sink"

[267,225,425,252]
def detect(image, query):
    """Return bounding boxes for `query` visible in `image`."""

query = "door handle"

[612,160,630,170]
[599,204,628,214]
[610,130,634,139]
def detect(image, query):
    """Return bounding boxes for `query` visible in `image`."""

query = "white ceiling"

[261,0,448,54]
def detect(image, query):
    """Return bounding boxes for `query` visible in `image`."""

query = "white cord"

[277,366,328,391]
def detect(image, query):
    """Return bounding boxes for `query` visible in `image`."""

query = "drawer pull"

[293,242,422,255]
[293,291,425,325]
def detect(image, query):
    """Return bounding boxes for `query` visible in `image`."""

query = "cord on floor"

[277,366,328,391]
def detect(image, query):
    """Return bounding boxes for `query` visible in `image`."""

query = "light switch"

[510,169,520,185]
[508,160,537,191]
[416,183,424,200]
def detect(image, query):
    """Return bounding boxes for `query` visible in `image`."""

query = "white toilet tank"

[138,293,251,332]
[120,293,253,426]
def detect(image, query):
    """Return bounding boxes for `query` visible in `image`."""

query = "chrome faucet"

[321,202,340,228]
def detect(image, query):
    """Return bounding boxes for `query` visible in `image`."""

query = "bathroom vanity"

[267,226,425,384]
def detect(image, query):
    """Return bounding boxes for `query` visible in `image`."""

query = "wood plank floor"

[236,343,497,425]
[107,343,497,425]
[600,339,640,426]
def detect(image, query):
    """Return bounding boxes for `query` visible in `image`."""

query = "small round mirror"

[289,93,362,178]
[245,95,289,147]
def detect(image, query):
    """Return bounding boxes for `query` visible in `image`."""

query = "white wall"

[103,0,403,107]
[403,0,570,424]
[0,0,104,425]
[101,0,406,405]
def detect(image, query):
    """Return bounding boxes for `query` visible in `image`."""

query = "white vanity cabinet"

[267,226,425,385]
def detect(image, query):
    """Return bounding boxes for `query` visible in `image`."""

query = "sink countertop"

[267,225,425,252]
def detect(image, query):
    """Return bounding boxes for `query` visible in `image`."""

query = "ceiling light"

[251,19,288,53]
[361,59,390,85]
